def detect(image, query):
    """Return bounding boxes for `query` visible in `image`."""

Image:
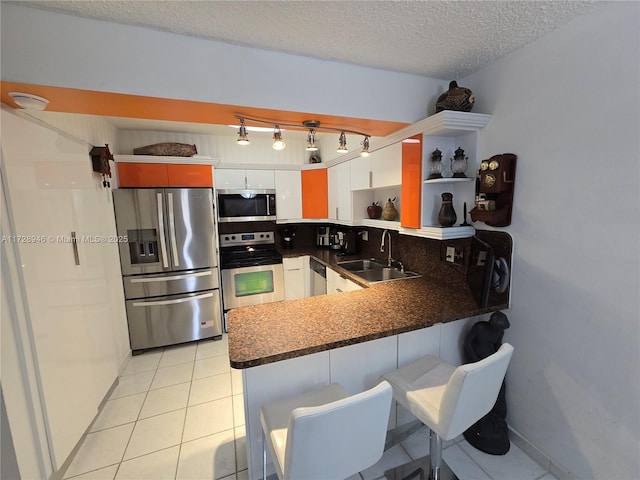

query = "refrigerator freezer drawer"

[126,290,222,351]
[123,268,219,300]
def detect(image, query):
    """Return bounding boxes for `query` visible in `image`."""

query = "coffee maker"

[329,228,342,250]
[279,226,296,249]
[316,226,330,247]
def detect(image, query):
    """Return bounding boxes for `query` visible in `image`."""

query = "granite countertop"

[227,247,506,369]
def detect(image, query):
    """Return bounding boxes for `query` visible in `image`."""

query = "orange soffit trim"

[0,82,408,137]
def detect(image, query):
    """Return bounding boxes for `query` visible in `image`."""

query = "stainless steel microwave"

[217,189,277,222]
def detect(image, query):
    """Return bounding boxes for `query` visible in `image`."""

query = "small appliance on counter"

[329,228,342,250]
[278,226,296,250]
[339,230,359,256]
[316,226,330,247]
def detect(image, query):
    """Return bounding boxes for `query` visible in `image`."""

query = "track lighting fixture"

[237,118,250,145]
[337,131,348,153]
[306,128,318,152]
[272,125,286,150]
[233,115,369,156]
[361,136,371,157]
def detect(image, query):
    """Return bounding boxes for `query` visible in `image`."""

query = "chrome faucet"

[381,229,404,272]
[380,229,392,267]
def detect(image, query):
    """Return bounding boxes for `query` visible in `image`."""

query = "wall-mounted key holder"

[470,153,517,227]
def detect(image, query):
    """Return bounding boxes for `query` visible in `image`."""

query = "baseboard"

[508,426,574,480]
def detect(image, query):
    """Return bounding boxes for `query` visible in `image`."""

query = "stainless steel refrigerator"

[113,188,222,353]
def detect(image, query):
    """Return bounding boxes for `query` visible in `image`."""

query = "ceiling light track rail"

[234,115,370,155]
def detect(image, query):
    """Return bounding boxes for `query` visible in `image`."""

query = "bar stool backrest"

[439,343,514,440]
[284,380,393,480]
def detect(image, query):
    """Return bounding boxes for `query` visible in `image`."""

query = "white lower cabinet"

[283,256,309,300]
[326,266,363,294]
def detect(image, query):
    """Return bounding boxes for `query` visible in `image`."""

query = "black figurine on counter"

[463,311,511,454]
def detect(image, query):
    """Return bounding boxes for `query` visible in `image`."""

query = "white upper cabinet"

[350,143,402,190]
[274,170,302,220]
[328,162,352,222]
[214,169,275,190]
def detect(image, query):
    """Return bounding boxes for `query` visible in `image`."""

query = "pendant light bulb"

[237,119,250,145]
[272,125,286,151]
[360,136,371,157]
[337,131,348,153]
[306,128,318,152]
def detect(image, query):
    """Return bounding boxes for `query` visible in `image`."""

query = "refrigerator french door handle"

[131,292,213,307]
[130,271,212,283]
[167,192,180,267]
[157,193,169,268]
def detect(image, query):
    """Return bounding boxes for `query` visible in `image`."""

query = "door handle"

[157,193,169,268]
[167,192,180,267]
[71,231,80,266]
[130,271,212,283]
[131,292,213,307]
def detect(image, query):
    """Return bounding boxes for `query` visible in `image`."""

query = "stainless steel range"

[220,231,284,317]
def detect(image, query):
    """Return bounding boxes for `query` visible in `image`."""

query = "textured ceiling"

[14,0,598,79]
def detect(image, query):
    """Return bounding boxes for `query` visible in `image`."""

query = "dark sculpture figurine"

[463,311,511,454]
[435,80,474,113]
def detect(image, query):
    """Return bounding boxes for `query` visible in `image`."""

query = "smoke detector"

[8,92,49,111]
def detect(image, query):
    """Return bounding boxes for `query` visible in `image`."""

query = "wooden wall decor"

[470,153,517,227]
[90,144,114,188]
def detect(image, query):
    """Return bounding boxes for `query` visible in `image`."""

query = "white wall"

[1,4,445,124]
[462,3,639,479]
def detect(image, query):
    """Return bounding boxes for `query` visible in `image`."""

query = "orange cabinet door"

[400,135,422,228]
[167,164,213,187]
[117,162,169,187]
[301,169,328,218]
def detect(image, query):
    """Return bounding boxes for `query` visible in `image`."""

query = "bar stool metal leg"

[429,429,442,480]
[383,427,458,480]
[262,430,267,480]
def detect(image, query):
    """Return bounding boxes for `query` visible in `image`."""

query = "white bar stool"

[260,380,393,480]
[381,343,514,480]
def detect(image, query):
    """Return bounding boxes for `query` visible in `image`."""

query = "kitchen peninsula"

[228,237,509,479]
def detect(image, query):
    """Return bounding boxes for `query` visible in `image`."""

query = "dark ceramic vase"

[435,81,474,113]
[438,192,457,227]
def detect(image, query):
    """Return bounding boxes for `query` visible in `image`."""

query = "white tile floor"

[63,335,557,480]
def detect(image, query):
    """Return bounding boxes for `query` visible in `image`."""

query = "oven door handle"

[157,193,169,268]
[131,292,213,307]
[167,192,180,267]
[130,271,212,283]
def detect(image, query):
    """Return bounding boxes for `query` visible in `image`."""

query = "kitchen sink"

[337,259,421,283]
[337,259,387,272]
[354,268,421,283]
